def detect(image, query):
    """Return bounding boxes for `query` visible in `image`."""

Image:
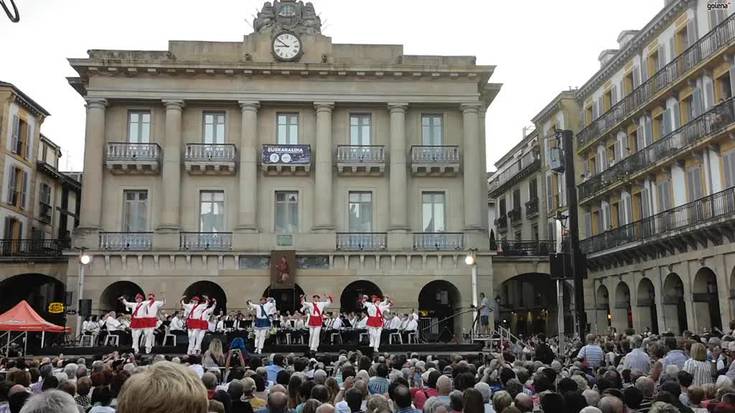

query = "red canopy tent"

[0,300,67,355]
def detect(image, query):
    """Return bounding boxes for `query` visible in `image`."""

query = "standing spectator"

[684,343,714,386]
[623,336,651,374]
[576,334,604,370]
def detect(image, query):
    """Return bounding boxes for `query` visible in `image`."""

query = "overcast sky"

[0,0,663,171]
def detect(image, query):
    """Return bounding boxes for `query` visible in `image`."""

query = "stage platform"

[32,342,485,358]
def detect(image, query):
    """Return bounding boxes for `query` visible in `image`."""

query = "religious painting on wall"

[270,250,296,289]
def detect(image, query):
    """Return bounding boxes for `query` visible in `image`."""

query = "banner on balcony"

[262,145,311,164]
[270,250,296,289]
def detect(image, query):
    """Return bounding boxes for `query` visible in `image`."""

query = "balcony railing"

[526,198,539,217]
[495,216,508,231]
[488,150,541,197]
[0,239,66,257]
[180,232,232,251]
[106,143,161,162]
[581,185,735,255]
[99,232,153,251]
[496,239,553,257]
[579,97,735,200]
[336,145,386,175]
[185,143,237,162]
[410,146,460,175]
[508,208,522,223]
[413,232,464,251]
[336,233,387,251]
[577,13,735,150]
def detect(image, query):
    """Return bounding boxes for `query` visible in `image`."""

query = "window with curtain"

[277,113,299,144]
[422,192,445,232]
[123,190,148,232]
[128,111,151,143]
[203,112,226,144]
[275,191,298,233]
[349,114,371,145]
[199,191,225,232]
[348,192,372,232]
[421,114,443,145]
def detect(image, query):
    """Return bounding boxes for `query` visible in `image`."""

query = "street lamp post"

[465,249,478,338]
[76,249,91,339]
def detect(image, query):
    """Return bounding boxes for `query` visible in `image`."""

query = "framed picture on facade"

[271,250,296,289]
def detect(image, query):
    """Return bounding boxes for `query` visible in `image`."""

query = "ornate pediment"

[253,0,322,35]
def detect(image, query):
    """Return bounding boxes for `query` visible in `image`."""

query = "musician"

[169,311,185,332]
[247,297,277,354]
[332,313,344,330]
[300,294,332,352]
[362,294,392,353]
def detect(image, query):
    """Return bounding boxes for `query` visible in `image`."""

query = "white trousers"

[143,327,155,353]
[187,329,206,355]
[254,328,268,353]
[308,326,321,351]
[368,327,382,351]
[131,328,143,353]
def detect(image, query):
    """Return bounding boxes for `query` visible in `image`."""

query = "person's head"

[58,381,76,398]
[687,386,705,406]
[582,389,600,407]
[564,392,588,413]
[201,372,218,390]
[62,363,78,381]
[492,390,512,413]
[689,343,707,362]
[366,394,389,413]
[268,391,289,413]
[474,382,491,404]
[18,390,78,413]
[635,376,655,399]
[314,369,327,385]
[480,293,485,299]
[598,395,624,413]
[375,363,388,378]
[436,375,452,396]
[40,376,58,392]
[449,390,464,412]
[586,334,597,344]
[462,388,484,413]
[514,393,533,413]
[228,380,244,401]
[302,399,321,413]
[117,361,208,413]
[135,293,143,303]
[311,385,330,403]
[345,388,363,412]
[91,386,112,407]
[389,385,412,410]
[316,403,335,413]
[677,370,693,388]
[622,387,643,410]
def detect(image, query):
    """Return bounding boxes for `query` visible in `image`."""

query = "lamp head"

[80,254,91,265]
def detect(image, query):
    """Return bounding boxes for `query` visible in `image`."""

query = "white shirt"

[170,317,185,331]
[294,318,305,329]
[249,301,277,319]
[389,316,402,330]
[356,317,367,328]
[301,300,331,324]
[332,317,343,330]
[105,316,121,331]
[405,318,418,331]
[364,301,391,318]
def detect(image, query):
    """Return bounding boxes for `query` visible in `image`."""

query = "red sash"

[367,305,383,328]
[143,300,158,328]
[186,303,205,330]
[308,302,323,327]
[130,303,146,329]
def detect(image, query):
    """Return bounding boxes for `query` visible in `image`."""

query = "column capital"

[314,102,335,112]
[84,98,108,109]
[239,100,260,111]
[162,99,185,110]
[388,103,409,113]
[460,103,483,113]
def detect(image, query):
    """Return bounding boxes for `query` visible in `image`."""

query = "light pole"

[76,249,91,339]
[464,249,478,308]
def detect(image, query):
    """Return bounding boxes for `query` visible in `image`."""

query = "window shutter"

[641,188,651,218]
[19,171,27,209]
[672,101,680,129]
[693,87,703,117]
[611,85,618,105]
[725,151,735,187]
[597,96,604,116]
[663,108,672,135]
[687,20,696,49]
[6,169,16,204]
[730,65,735,99]
[26,123,32,159]
[657,45,665,70]
[584,212,592,238]
[704,80,715,110]
[10,116,19,153]
[633,66,641,88]
[637,122,645,150]
[644,116,653,146]
[546,175,553,211]
[602,202,611,230]
[619,81,625,100]
[624,195,633,224]
[641,60,649,82]
[668,38,675,64]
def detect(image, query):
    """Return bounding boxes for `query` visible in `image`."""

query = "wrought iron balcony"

[508,208,522,225]
[496,239,553,257]
[184,143,237,175]
[261,144,312,175]
[577,13,735,151]
[581,186,735,258]
[410,145,460,176]
[413,232,464,251]
[336,232,387,251]
[105,143,161,175]
[99,232,153,251]
[180,232,232,251]
[0,239,66,259]
[495,216,508,232]
[526,198,539,218]
[579,97,735,201]
[336,145,386,176]
[488,149,541,197]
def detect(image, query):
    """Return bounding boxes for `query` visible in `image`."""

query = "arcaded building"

[66,0,503,336]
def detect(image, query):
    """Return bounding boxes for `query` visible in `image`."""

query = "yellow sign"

[48,302,64,314]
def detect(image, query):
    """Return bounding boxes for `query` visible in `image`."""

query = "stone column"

[237,101,260,232]
[79,98,107,230]
[462,103,484,231]
[389,103,409,232]
[313,102,335,231]
[158,100,184,230]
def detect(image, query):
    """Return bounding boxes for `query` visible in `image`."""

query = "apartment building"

[0,81,81,325]
[575,0,735,334]
[65,0,503,335]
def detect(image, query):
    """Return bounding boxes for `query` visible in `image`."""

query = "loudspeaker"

[65,291,73,306]
[79,299,92,317]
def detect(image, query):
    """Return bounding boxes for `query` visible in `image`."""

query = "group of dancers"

[90,292,404,355]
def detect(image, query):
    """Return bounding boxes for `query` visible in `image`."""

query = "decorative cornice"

[531,90,578,125]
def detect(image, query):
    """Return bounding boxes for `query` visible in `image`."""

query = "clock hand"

[277,39,288,47]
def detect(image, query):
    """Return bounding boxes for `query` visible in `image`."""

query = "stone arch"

[418,280,461,342]
[595,284,611,333]
[637,278,658,334]
[183,281,227,315]
[340,280,383,314]
[693,267,722,331]
[612,281,632,332]
[662,273,688,334]
[0,273,66,326]
[497,273,572,337]
[100,281,144,314]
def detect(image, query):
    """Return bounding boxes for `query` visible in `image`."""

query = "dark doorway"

[183,281,227,315]
[340,280,382,314]
[262,284,305,314]
[418,280,461,342]
[0,274,65,326]
[99,281,144,314]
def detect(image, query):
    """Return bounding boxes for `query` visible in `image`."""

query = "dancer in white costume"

[141,293,164,354]
[247,297,277,354]
[181,295,217,355]
[118,293,146,354]
[300,294,332,352]
[361,294,392,353]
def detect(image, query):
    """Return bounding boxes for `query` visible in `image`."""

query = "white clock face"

[273,33,302,61]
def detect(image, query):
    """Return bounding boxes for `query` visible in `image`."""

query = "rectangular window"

[39,183,52,223]
[528,178,538,200]
[652,112,664,140]
[512,189,521,211]
[349,114,371,145]
[657,180,672,211]
[724,150,735,187]
[675,26,689,55]
[199,191,224,232]
[348,192,373,232]
[422,192,446,232]
[203,112,226,144]
[532,224,539,241]
[686,167,703,201]
[128,111,151,143]
[277,113,299,144]
[122,190,148,232]
[641,188,652,218]
[6,167,26,209]
[499,198,507,216]
[421,114,443,145]
[275,191,298,234]
[10,116,29,158]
